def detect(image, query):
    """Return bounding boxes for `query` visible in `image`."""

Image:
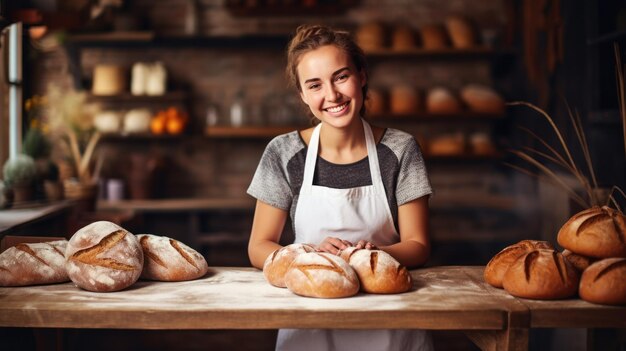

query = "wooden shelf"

[66,31,155,43]
[100,133,185,141]
[88,91,188,104]
[365,47,515,59]
[370,112,505,121]
[225,2,356,17]
[205,126,301,138]
[66,32,288,48]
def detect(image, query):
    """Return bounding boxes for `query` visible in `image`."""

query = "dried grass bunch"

[507,44,626,213]
[46,84,101,184]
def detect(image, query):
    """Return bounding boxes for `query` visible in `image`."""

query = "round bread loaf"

[579,258,626,305]
[391,25,416,51]
[502,249,579,299]
[426,87,462,115]
[355,22,386,51]
[66,221,143,292]
[484,240,554,288]
[390,85,420,115]
[420,24,449,50]
[367,88,387,116]
[562,249,596,272]
[284,252,359,298]
[263,243,316,288]
[0,240,69,286]
[557,206,626,258]
[339,247,412,294]
[137,234,208,281]
[460,84,505,114]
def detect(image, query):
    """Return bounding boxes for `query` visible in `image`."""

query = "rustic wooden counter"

[0,266,624,351]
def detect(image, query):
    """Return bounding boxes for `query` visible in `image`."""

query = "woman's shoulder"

[377,126,419,150]
[263,129,307,162]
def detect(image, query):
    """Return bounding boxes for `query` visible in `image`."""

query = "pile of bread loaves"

[263,244,412,298]
[0,221,209,292]
[484,206,626,305]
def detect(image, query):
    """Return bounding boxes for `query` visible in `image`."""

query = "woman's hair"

[286,24,369,118]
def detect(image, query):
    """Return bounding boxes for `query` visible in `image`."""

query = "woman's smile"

[324,101,350,115]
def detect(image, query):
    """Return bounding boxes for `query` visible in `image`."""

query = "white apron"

[276,119,433,351]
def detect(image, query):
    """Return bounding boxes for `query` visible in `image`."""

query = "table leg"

[464,327,528,351]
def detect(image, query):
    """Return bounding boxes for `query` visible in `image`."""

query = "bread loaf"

[502,249,579,299]
[445,16,477,49]
[0,240,69,286]
[263,243,316,288]
[391,25,416,51]
[66,221,143,292]
[284,252,359,298]
[579,258,626,305]
[366,88,387,116]
[426,87,462,115]
[390,85,420,115]
[557,206,626,258]
[356,23,386,51]
[339,247,412,294]
[137,234,208,281]
[484,240,554,288]
[420,24,449,50]
[460,84,505,114]
[562,249,596,272]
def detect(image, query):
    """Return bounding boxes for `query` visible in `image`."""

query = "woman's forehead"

[297,45,354,80]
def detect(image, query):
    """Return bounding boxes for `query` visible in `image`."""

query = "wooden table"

[0,201,74,238]
[1,266,624,351]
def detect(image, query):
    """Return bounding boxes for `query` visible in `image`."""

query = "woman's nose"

[325,85,341,102]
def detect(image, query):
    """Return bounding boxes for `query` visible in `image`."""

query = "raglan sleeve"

[396,137,433,205]
[247,137,293,211]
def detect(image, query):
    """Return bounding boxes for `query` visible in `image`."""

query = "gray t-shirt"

[247,127,432,233]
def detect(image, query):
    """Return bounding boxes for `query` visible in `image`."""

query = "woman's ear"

[360,69,367,87]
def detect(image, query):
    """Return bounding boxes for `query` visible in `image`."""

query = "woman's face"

[297,45,366,129]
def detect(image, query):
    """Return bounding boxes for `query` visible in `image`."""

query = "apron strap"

[301,119,385,195]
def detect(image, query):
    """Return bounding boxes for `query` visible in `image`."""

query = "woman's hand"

[355,240,377,250]
[317,237,352,255]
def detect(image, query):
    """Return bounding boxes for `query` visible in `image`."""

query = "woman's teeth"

[326,102,348,113]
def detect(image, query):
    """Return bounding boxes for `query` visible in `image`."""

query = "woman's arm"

[248,200,289,269]
[380,195,431,268]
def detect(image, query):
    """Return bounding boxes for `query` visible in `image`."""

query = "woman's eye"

[336,74,349,82]
[308,83,320,90]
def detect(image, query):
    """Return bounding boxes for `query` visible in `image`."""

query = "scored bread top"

[557,206,626,258]
[263,243,316,288]
[339,247,412,294]
[138,234,208,281]
[579,257,626,305]
[66,221,143,292]
[484,240,554,288]
[0,240,69,286]
[285,252,359,298]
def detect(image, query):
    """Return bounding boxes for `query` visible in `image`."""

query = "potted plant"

[2,154,37,204]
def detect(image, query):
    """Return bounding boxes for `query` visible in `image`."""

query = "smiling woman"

[246,25,434,351]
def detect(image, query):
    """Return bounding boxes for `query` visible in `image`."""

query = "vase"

[64,180,98,212]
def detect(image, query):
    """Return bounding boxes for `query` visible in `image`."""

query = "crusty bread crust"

[557,206,626,258]
[339,247,412,294]
[284,252,359,298]
[562,249,596,272]
[138,234,208,281]
[484,240,554,288]
[263,243,315,288]
[502,249,579,299]
[0,240,69,286]
[66,221,143,292]
[579,257,626,305]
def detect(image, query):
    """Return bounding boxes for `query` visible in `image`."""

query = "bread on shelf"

[391,25,417,51]
[356,22,386,52]
[426,87,462,115]
[92,64,127,96]
[445,15,478,49]
[390,85,421,115]
[460,84,505,114]
[420,24,449,50]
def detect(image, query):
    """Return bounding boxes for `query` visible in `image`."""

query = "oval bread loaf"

[579,258,626,305]
[0,240,69,286]
[138,234,208,281]
[502,249,579,299]
[339,247,412,294]
[66,221,143,292]
[557,206,626,258]
[263,243,316,288]
[284,252,359,298]
[484,240,554,288]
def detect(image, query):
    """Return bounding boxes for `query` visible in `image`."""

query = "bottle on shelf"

[230,90,245,127]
